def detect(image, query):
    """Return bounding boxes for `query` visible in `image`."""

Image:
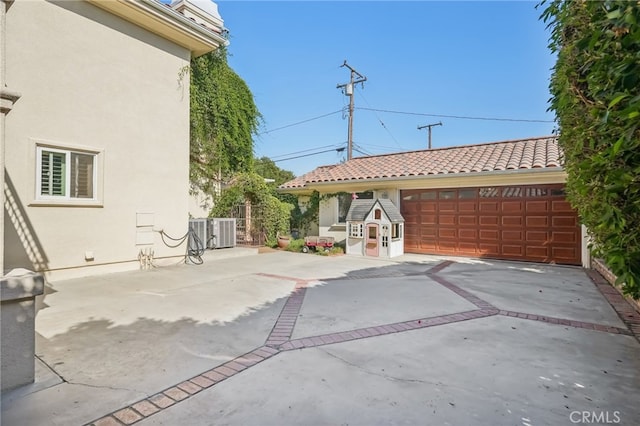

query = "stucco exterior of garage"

[280,136,590,267]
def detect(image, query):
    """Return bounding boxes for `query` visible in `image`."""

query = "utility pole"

[417,121,442,149]
[337,60,366,160]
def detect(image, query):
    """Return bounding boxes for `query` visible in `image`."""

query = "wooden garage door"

[400,185,581,265]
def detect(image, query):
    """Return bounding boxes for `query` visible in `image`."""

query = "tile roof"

[280,136,562,189]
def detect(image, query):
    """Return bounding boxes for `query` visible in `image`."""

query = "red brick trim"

[586,268,640,341]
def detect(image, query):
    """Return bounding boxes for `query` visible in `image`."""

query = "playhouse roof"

[346,198,404,222]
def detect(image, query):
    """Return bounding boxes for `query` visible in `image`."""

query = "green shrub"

[285,238,306,253]
[317,246,345,256]
[541,0,640,298]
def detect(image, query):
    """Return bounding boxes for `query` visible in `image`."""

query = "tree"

[189,48,261,194]
[541,1,640,298]
[253,157,300,227]
[254,156,295,187]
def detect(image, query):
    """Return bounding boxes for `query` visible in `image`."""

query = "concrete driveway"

[1,250,639,426]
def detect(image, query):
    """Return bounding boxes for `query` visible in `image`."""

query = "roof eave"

[86,0,228,57]
[280,167,567,193]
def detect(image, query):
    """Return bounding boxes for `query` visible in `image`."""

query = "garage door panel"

[421,214,437,225]
[552,200,574,212]
[479,216,499,226]
[405,237,419,247]
[526,231,548,242]
[439,215,456,225]
[420,202,436,212]
[459,229,477,240]
[420,242,436,251]
[459,215,477,226]
[437,242,456,252]
[502,201,523,213]
[458,242,478,253]
[526,201,548,212]
[480,202,499,212]
[479,230,499,241]
[526,216,548,227]
[552,231,577,243]
[458,202,476,212]
[403,202,420,213]
[438,228,457,239]
[438,202,456,212]
[552,246,578,260]
[552,216,577,227]
[502,230,523,241]
[420,226,436,237]
[404,214,419,224]
[479,244,500,255]
[526,246,549,258]
[502,216,523,226]
[502,245,524,256]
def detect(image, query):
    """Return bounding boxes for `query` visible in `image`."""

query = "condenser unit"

[188,218,208,251]
[208,218,236,249]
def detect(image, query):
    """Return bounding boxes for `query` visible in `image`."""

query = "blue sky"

[215,0,556,176]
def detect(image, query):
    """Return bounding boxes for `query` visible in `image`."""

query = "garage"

[400,184,581,265]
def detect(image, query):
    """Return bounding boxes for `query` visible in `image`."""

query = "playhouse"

[345,199,405,258]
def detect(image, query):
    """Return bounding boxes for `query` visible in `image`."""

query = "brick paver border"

[87,261,638,425]
[586,269,640,340]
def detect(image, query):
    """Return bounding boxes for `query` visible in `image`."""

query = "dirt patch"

[258,246,280,254]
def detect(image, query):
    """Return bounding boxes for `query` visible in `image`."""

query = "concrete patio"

[1,250,639,426]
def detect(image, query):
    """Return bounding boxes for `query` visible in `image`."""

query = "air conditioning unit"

[188,218,208,251]
[208,218,236,249]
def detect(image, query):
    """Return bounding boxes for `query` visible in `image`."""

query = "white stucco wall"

[4,1,193,280]
[318,197,346,242]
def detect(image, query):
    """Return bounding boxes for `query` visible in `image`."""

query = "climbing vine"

[189,48,262,194]
[540,0,640,298]
[211,172,293,246]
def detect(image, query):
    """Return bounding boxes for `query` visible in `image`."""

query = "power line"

[269,144,342,160]
[352,143,373,156]
[356,107,554,123]
[273,147,346,163]
[356,87,404,150]
[259,110,342,135]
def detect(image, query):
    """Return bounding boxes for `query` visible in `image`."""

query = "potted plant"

[277,234,291,249]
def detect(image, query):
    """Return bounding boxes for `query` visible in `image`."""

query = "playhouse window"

[349,223,363,238]
[382,225,389,247]
[391,223,402,239]
[374,209,382,220]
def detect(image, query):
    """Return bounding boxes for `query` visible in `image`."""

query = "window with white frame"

[349,223,363,238]
[37,146,97,200]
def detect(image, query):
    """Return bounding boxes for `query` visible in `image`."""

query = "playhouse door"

[366,223,379,257]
